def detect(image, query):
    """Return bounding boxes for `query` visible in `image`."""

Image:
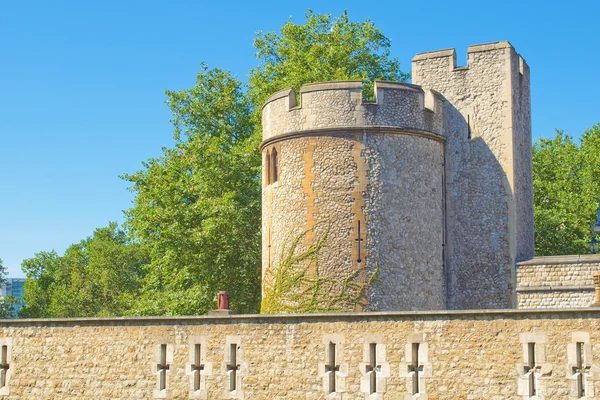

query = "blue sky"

[1,0,598,277]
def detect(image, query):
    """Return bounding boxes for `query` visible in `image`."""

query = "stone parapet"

[2,310,600,398]
[261,80,444,142]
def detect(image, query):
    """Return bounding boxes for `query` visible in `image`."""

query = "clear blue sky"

[1,0,598,277]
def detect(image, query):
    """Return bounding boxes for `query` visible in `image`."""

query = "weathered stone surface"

[516,255,600,309]
[1,310,600,399]
[262,42,534,312]
[262,81,445,311]
[412,41,534,310]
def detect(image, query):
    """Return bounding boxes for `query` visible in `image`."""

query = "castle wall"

[261,82,446,311]
[2,310,600,399]
[412,42,534,310]
[511,55,535,261]
[517,255,600,309]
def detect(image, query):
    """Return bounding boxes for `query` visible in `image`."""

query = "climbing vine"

[261,227,379,314]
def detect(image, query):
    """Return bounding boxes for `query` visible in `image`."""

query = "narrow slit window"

[325,342,339,393]
[0,345,8,389]
[227,343,239,392]
[265,150,271,185]
[408,342,423,394]
[525,342,536,397]
[271,148,278,183]
[157,344,170,391]
[573,342,585,398]
[191,343,204,392]
[467,114,472,139]
[367,343,377,394]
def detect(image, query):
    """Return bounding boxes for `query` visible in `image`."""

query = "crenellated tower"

[261,42,533,312]
[261,81,446,311]
[413,41,533,310]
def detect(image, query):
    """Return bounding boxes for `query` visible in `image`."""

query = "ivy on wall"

[261,227,378,314]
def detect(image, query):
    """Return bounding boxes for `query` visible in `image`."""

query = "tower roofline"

[412,41,517,62]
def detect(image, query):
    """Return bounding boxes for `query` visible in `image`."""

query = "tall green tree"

[533,124,600,255]
[122,10,407,315]
[20,223,148,318]
[249,9,408,130]
[122,67,260,315]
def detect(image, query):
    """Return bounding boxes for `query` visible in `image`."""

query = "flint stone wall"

[2,310,600,399]
[412,41,534,310]
[262,82,445,311]
[261,81,443,141]
[516,255,600,309]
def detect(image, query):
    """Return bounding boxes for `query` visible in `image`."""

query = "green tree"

[122,10,406,315]
[122,67,260,315]
[20,223,148,318]
[0,259,16,318]
[249,9,408,129]
[533,124,600,255]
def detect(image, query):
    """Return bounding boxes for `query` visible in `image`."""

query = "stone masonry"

[1,310,600,399]
[3,41,598,399]
[516,255,600,309]
[262,81,446,311]
[412,42,534,310]
[262,42,534,311]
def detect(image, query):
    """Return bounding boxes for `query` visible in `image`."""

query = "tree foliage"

[248,9,408,122]
[20,223,148,318]
[533,124,600,255]
[122,67,261,315]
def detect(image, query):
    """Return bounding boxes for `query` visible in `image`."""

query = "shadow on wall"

[442,101,515,310]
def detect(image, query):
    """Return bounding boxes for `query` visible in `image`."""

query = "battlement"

[261,80,444,142]
[412,41,528,78]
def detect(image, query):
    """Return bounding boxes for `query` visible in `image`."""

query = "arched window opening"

[265,150,271,185]
[271,148,278,183]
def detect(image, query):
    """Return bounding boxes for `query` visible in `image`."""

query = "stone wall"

[261,81,443,141]
[511,52,535,262]
[412,42,534,310]
[516,255,600,309]
[2,310,600,399]
[261,82,446,311]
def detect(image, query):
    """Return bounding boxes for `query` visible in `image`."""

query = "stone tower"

[261,81,446,311]
[413,41,533,309]
[261,42,533,311]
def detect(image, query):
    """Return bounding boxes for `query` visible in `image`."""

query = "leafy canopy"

[533,124,600,255]
[122,67,261,315]
[249,9,408,116]
[19,223,148,318]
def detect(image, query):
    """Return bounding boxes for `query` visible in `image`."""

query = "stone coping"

[516,285,595,292]
[299,80,363,93]
[412,48,455,61]
[412,42,518,66]
[262,87,296,109]
[467,41,513,53]
[3,308,600,326]
[260,126,446,150]
[516,254,600,266]
[262,80,430,109]
[412,42,512,62]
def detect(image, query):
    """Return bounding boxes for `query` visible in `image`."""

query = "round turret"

[261,81,445,312]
